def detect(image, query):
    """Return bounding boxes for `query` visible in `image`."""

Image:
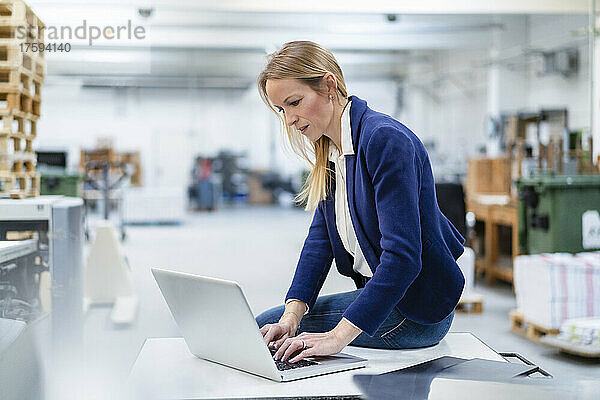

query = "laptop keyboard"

[270,348,318,371]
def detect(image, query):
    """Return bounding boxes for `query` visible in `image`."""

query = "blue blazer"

[285,95,465,337]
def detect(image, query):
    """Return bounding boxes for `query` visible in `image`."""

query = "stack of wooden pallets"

[0,0,44,198]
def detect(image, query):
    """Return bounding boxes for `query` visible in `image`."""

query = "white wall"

[36,85,272,189]
[35,78,399,189]
[399,14,592,168]
[527,14,590,130]
[401,48,489,165]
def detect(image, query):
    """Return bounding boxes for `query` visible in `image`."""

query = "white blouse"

[328,100,373,278]
[285,99,373,314]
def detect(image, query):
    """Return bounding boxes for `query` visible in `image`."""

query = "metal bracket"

[499,352,553,378]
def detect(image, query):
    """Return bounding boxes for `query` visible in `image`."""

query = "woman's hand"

[260,318,298,348]
[274,318,362,363]
[273,331,345,363]
[261,300,307,348]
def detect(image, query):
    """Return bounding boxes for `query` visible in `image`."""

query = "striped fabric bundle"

[513,252,600,329]
[557,317,600,345]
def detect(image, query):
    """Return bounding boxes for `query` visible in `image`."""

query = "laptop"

[151,267,368,382]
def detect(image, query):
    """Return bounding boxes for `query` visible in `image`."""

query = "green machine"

[40,172,82,197]
[517,174,600,254]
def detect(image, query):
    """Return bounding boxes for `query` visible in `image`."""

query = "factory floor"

[79,205,599,398]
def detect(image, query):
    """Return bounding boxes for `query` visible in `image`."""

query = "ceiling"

[25,1,593,87]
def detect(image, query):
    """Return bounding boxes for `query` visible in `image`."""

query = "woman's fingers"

[262,325,282,345]
[280,339,306,362]
[290,347,315,363]
[260,325,272,344]
[273,332,340,361]
[273,334,289,349]
[274,336,294,360]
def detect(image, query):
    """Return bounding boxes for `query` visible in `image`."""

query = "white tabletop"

[127,332,506,399]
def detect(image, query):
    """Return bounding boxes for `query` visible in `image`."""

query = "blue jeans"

[255,289,454,349]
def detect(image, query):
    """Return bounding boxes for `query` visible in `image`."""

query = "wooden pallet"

[0,0,45,35]
[456,292,483,313]
[0,90,40,115]
[0,0,47,80]
[0,140,38,196]
[509,309,560,342]
[1,129,35,149]
[11,153,36,173]
[0,43,46,80]
[0,24,42,41]
[1,151,36,171]
[4,230,34,240]
[0,109,38,136]
[0,66,42,98]
[0,169,39,198]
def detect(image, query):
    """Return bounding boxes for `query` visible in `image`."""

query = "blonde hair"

[257,41,348,210]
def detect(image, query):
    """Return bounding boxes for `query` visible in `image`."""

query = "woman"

[256,41,465,364]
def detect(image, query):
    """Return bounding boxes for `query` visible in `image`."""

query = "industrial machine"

[0,196,85,399]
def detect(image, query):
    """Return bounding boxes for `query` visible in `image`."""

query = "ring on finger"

[301,339,306,350]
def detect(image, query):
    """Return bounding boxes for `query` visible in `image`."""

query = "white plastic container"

[122,187,185,224]
[456,247,475,295]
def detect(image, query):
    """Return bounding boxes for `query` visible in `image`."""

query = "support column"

[486,16,530,156]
